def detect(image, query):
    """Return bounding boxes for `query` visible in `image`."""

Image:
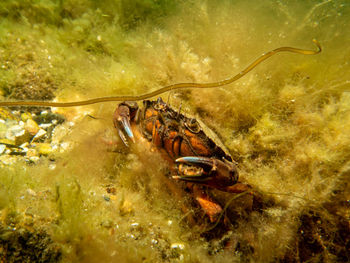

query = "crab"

[113,97,253,222]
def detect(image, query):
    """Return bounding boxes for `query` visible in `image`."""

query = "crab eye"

[154,97,166,111]
[185,118,201,133]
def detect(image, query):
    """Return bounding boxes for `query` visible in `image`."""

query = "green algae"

[1,0,350,262]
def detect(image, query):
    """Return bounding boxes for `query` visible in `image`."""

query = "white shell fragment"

[31,129,47,142]
[6,125,25,140]
[39,123,53,129]
[0,144,5,155]
[171,243,185,250]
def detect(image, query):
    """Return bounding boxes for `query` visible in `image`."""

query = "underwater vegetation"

[0,0,350,262]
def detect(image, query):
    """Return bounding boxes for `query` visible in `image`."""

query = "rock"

[15,130,31,146]
[21,112,33,122]
[170,243,185,250]
[0,121,7,138]
[36,143,52,155]
[119,200,134,216]
[0,144,6,155]
[6,125,25,141]
[31,129,47,142]
[26,148,38,157]
[0,108,18,121]
[0,138,16,147]
[25,119,40,136]
[33,112,65,125]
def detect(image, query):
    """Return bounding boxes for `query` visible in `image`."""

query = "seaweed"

[0,0,349,262]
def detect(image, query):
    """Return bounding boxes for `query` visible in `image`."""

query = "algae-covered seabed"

[0,0,350,262]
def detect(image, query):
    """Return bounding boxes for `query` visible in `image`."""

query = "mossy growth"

[1,0,350,262]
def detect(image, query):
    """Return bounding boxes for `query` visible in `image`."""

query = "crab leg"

[191,185,223,223]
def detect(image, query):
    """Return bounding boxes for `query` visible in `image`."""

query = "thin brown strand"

[0,40,321,108]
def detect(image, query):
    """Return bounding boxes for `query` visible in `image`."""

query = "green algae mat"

[0,0,349,262]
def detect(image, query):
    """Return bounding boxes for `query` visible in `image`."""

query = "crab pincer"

[113,101,139,147]
[174,156,240,192]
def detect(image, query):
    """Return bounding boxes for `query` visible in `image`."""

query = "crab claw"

[113,102,138,147]
[174,156,239,192]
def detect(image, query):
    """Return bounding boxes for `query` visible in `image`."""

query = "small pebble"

[14,130,31,146]
[19,142,29,148]
[67,121,75,127]
[36,143,52,155]
[0,155,16,165]
[25,119,40,136]
[119,200,134,215]
[171,243,185,250]
[5,119,17,127]
[0,138,15,146]
[0,122,7,138]
[26,148,37,157]
[59,142,70,151]
[21,112,32,122]
[31,129,47,142]
[20,147,28,153]
[0,144,6,155]
[26,188,37,197]
[6,125,25,141]
[0,108,17,120]
[109,195,117,201]
[29,156,40,163]
[39,123,52,129]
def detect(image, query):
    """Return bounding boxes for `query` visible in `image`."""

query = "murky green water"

[0,1,349,262]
